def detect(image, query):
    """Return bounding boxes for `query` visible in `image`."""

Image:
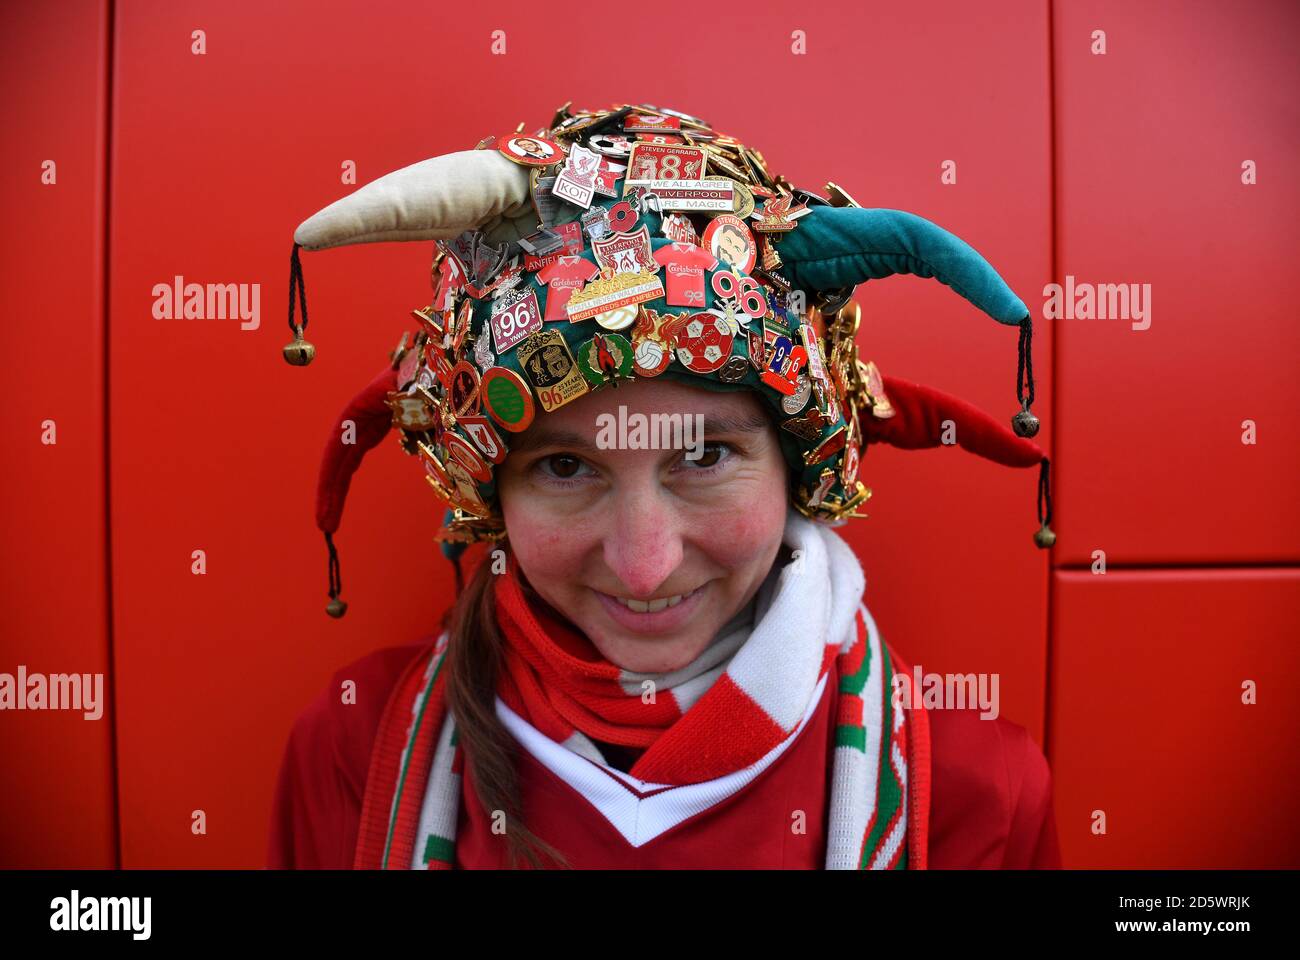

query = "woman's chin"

[590,633,713,674]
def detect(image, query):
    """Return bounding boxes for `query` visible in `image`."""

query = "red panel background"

[0,0,117,869]
[1052,0,1300,565]
[1049,569,1300,868]
[2,0,1295,870]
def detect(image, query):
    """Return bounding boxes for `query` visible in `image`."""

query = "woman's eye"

[538,454,589,481]
[683,443,730,470]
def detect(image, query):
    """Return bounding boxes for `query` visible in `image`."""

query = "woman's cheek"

[698,473,788,564]
[503,502,585,570]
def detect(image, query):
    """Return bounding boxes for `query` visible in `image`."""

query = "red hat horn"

[314,362,400,617]
[860,374,1055,548]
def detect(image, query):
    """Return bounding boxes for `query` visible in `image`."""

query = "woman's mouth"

[594,583,708,634]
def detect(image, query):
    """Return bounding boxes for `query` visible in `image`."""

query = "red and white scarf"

[353,509,931,869]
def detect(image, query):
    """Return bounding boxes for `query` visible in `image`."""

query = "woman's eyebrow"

[507,410,772,455]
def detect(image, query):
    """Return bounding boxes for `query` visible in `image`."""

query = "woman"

[268,103,1060,870]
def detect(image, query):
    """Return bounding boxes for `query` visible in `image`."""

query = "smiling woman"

[268,102,1062,871]
[497,380,789,672]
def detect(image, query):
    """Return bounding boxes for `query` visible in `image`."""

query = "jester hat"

[287,103,1053,617]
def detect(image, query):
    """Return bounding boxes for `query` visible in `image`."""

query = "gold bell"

[1033,523,1056,549]
[283,325,315,366]
[326,597,348,618]
[1012,403,1039,438]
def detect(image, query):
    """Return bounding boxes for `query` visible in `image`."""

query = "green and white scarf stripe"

[379,645,446,870]
[826,602,895,869]
[396,601,906,870]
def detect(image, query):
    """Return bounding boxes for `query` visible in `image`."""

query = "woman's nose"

[601,485,684,599]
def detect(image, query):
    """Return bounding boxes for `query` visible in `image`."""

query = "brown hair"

[440,546,571,869]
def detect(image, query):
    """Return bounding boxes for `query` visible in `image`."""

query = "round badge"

[577,332,635,387]
[841,440,861,487]
[633,337,671,377]
[497,135,565,167]
[589,134,633,158]
[606,201,639,233]
[441,457,491,516]
[717,355,749,383]
[675,312,735,374]
[702,214,757,275]
[397,339,425,386]
[782,373,812,414]
[480,366,536,433]
[448,360,481,417]
[444,431,492,483]
[594,302,639,331]
[729,180,755,219]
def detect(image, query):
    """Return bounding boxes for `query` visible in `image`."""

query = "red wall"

[2,0,1296,869]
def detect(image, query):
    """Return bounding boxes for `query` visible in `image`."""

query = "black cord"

[1038,457,1053,526]
[1017,315,1035,407]
[325,529,341,600]
[288,242,308,334]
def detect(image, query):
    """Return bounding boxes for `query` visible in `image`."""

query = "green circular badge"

[480,366,536,433]
[577,332,634,387]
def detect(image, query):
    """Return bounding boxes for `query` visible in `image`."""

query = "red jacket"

[267,640,1061,869]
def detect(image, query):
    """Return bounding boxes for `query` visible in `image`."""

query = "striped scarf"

[353,509,931,869]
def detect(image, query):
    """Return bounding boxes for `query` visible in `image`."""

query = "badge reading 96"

[490,290,543,354]
[516,329,590,412]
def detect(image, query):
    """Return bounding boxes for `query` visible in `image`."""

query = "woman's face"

[496,378,789,673]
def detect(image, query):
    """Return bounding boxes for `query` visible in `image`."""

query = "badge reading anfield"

[566,269,664,323]
[661,212,700,245]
